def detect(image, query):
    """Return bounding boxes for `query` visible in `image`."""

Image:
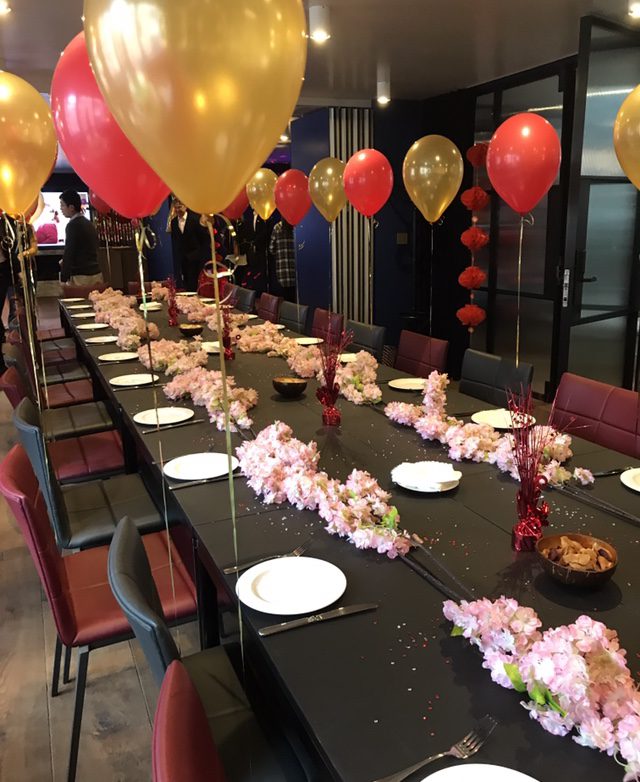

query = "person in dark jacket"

[169,197,211,290]
[59,189,102,285]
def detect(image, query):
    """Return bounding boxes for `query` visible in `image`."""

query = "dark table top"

[62,300,640,782]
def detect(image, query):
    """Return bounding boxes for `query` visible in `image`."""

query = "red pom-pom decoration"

[458,265,487,290]
[456,303,486,331]
[460,186,490,212]
[460,226,490,252]
[466,143,489,168]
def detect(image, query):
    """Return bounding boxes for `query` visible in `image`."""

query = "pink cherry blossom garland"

[89,288,160,350]
[137,338,208,376]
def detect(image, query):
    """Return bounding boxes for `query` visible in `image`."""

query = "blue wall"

[291,109,332,310]
[147,198,174,281]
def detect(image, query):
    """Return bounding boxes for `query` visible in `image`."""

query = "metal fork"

[372,715,498,782]
[223,539,311,575]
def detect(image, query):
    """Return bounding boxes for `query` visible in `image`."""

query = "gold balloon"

[27,193,45,224]
[84,0,307,215]
[246,168,278,221]
[309,157,346,222]
[614,84,640,191]
[0,73,57,215]
[403,135,464,224]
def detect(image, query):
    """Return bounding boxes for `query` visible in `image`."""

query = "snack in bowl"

[179,322,204,338]
[536,533,617,587]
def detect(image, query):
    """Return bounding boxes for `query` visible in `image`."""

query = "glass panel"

[501,76,564,143]
[495,196,548,295]
[492,294,553,395]
[568,316,627,386]
[469,289,488,351]
[474,93,493,190]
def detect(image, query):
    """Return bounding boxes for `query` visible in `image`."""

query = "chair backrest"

[550,372,640,458]
[279,301,309,334]
[196,281,215,298]
[13,397,72,547]
[108,517,180,686]
[311,308,344,342]
[232,286,257,314]
[127,281,153,295]
[0,365,27,408]
[61,282,109,298]
[459,348,534,406]
[153,660,227,782]
[394,330,449,378]
[0,444,76,645]
[345,319,386,360]
[256,292,283,324]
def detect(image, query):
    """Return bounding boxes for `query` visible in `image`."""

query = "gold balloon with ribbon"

[26,193,45,224]
[614,84,640,191]
[0,73,57,215]
[403,135,464,223]
[309,157,347,222]
[246,169,278,221]
[84,0,307,215]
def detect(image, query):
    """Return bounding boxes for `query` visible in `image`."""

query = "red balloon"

[343,149,394,217]
[274,169,311,226]
[50,32,170,219]
[486,113,561,216]
[89,190,111,215]
[222,188,249,220]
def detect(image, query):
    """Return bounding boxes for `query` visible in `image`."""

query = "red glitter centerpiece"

[166,276,178,327]
[316,329,352,426]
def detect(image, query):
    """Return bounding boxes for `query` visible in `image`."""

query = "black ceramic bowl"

[179,322,204,338]
[536,533,617,588]
[272,376,307,398]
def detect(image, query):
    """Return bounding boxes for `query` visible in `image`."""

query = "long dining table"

[61,298,640,782]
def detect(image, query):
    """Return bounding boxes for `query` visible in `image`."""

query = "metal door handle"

[581,276,597,283]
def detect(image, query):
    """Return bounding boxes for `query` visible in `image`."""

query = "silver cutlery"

[592,467,634,478]
[372,714,498,782]
[399,554,466,602]
[141,418,205,434]
[258,602,378,637]
[113,383,167,391]
[168,472,239,491]
[223,539,311,575]
[408,534,475,600]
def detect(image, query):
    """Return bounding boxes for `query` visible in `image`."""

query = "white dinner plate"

[60,297,85,302]
[163,452,239,481]
[620,467,640,493]
[85,335,118,344]
[139,301,162,311]
[77,322,110,331]
[98,351,138,362]
[471,408,535,430]
[236,557,347,615]
[67,304,92,310]
[391,461,462,493]
[201,341,220,354]
[177,291,198,296]
[247,314,258,320]
[199,297,215,303]
[133,407,195,426]
[340,353,357,363]
[422,764,540,782]
[273,323,286,330]
[109,373,159,387]
[71,312,96,319]
[295,337,323,346]
[388,378,425,391]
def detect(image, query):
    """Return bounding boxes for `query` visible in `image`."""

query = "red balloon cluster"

[222,188,250,220]
[275,169,311,225]
[343,149,393,217]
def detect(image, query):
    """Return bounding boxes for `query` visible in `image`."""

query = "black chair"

[14,340,90,385]
[459,348,534,407]
[229,284,257,314]
[345,318,386,360]
[279,301,309,334]
[108,517,309,782]
[13,398,164,550]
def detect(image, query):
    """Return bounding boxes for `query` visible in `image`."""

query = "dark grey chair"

[278,301,309,334]
[108,517,309,782]
[459,348,534,407]
[13,398,163,550]
[345,318,386,360]
[229,284,257,314]
[13,344,90,385]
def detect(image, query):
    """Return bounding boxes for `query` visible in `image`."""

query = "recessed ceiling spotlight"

[629,1,640,17]
[0,2,12,16]
[377,63,390,107]
[309,5,330,44]
[279,133,290,143]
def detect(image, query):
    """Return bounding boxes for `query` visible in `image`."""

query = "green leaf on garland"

[450,625,464,637]
[529,683,547,706]
[545,691,567,717]
[504,663,527,693]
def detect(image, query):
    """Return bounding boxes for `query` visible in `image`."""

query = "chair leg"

[52,636,63,697]
[63,645,73,684]
[67,646,89,782]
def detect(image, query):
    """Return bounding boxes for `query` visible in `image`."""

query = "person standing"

[59,189,102,286]
[268,219,297,302]
[169,197,210,290]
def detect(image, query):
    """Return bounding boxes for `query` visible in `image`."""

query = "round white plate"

[423,765,540,782]
[67,304,92,310]
[85,335,118,344]
[72,312,96,319]
[247,313,258,320]
[199,297,215,304]
[77,322,110,330]
[109,373,159,387]
[340,353,357,363]
[274,323,286,330]
[620,467,640,493]
[201,341,220,354]
[134,407,195,426]
[391,461,462,493]
[177,291,198,297]
[60,297,85,302]
[236,557,347,615]
[163,452,239,481]
[98,351,138,362]
[389,378,425,391]
[139,301,162,311]
[295,337,323,346]
[471,409,535,430]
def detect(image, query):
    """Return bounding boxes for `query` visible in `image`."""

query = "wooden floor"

[0,299,197,782]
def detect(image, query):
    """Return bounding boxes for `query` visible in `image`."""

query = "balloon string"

[516,216,525,369]
[429,223,435,337]
[368,217,374,324]
[16,219,43,410]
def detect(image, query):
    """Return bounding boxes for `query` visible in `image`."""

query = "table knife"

[258,603,378,637]
[141,418,205,434]
[168,472,239,490]
[592,467,633,478]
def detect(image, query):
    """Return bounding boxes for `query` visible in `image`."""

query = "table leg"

[193,535,220,649]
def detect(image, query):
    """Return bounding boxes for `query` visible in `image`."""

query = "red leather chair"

[197,281,215,298]
[0,365,96,409]
[47,430,125,483]
[153,660,227,782]
[394,330,449,377]
[0,444,197,782]
[310,308,344,342]
[256,292,283,323]
[550,372,640,459]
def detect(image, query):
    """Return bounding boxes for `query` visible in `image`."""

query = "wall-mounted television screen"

[32,191,89,247]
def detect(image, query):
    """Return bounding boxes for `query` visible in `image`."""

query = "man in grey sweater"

[59,189,103,286]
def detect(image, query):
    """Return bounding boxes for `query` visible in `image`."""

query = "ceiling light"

[279,133,290,143]
[0,2,12,15]
[629,2,640,17]
[377,63,390,107]
[309,5,330,43]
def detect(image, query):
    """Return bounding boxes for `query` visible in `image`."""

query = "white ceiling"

[0,0,635,100]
